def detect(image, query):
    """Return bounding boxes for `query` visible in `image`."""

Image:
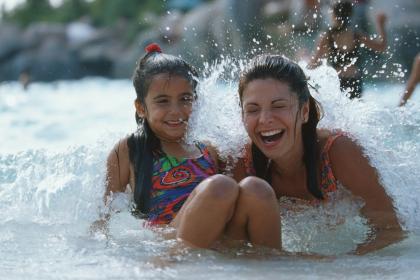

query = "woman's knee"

[197,174,239,201]
[239,176,276,201]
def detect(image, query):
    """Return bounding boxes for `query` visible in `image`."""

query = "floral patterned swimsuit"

[147,143,217,225]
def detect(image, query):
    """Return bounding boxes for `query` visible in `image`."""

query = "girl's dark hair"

[238,54,324,199]
[332,1,353,30]
[128,45,198,214]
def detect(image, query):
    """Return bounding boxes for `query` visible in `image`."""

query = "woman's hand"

[376,13,387,27]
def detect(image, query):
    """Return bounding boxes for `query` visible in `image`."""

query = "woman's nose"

[258,110,273,125]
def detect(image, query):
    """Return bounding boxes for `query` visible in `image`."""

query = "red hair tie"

[145,43,162,54]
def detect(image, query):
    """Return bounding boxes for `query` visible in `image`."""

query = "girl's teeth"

[167,119,186,125]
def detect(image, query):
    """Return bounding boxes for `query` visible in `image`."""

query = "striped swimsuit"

[147,143,217,225]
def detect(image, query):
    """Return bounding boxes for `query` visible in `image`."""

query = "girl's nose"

[168,102,184,115]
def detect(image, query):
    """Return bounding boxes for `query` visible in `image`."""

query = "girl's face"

[241,78,309,161]
[135,73,194,142]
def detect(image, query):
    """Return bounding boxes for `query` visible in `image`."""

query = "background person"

[399,53,420,106]
[309,1,387,99]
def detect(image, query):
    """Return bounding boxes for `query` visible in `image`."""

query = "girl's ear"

[134,99,146,118]
[300,101,310,123]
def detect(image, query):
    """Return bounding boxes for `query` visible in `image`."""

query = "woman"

[309,1,387,99]
[236,54,404,254]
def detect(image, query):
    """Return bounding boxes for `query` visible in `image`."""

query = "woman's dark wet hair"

[332,1,353,30]
[238,54,324,199]
[128,43,198,215]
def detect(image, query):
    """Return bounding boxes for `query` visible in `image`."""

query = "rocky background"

[0,0,419,83]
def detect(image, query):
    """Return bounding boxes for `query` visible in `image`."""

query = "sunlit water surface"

[1,60,420,279]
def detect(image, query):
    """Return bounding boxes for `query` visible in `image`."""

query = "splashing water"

[1,58,420,279]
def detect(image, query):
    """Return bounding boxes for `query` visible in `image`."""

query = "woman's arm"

[399,53,420,106]
[329,135,404,255]
[359,13,387,52]
[308,33,329,69]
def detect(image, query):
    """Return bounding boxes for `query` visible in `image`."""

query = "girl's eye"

[181,96,194,103]
[245,107,259,114]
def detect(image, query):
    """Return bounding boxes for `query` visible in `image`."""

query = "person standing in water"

[101,43,281,249]
[309,1,387,99]
[236,54,404,254]
[399,53,420,106]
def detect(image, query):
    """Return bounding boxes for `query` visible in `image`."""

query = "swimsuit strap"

[195,142,216,167]
[320,132,345,195]
[322,133,344,155]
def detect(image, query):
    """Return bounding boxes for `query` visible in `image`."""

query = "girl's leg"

[225,176,281,249]
[171,174,239,248]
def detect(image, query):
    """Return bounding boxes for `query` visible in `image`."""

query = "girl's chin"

[156,133,185,143]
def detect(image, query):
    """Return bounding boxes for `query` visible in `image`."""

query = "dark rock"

[0,24,23,63]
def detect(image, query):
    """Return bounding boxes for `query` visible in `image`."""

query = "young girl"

[104,43,281,249]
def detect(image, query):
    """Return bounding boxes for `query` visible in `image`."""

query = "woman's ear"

[134,99,146,118]
[300,101,310,123]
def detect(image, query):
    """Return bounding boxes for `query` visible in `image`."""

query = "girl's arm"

[105,138,131,202]
[359,13,387,52]
[329,135,404,255]
[90,138,131,235]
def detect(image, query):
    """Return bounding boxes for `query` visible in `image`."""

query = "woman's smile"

[259,128,285,146]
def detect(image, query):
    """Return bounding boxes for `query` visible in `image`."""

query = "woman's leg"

[171,174,239,248]
[225,176,281,249]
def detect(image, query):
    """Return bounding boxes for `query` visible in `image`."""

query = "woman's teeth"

[260,129,284,143]
[261,129,283,137]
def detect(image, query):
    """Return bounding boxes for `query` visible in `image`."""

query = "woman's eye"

[273,104,287,110]
[156,99,168,104]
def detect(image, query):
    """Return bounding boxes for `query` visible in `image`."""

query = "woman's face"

[135,73,195,142]
[241,78,309,161]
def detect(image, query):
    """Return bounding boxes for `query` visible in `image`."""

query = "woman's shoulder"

[317,129,348,151]
[318,130,366,176]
